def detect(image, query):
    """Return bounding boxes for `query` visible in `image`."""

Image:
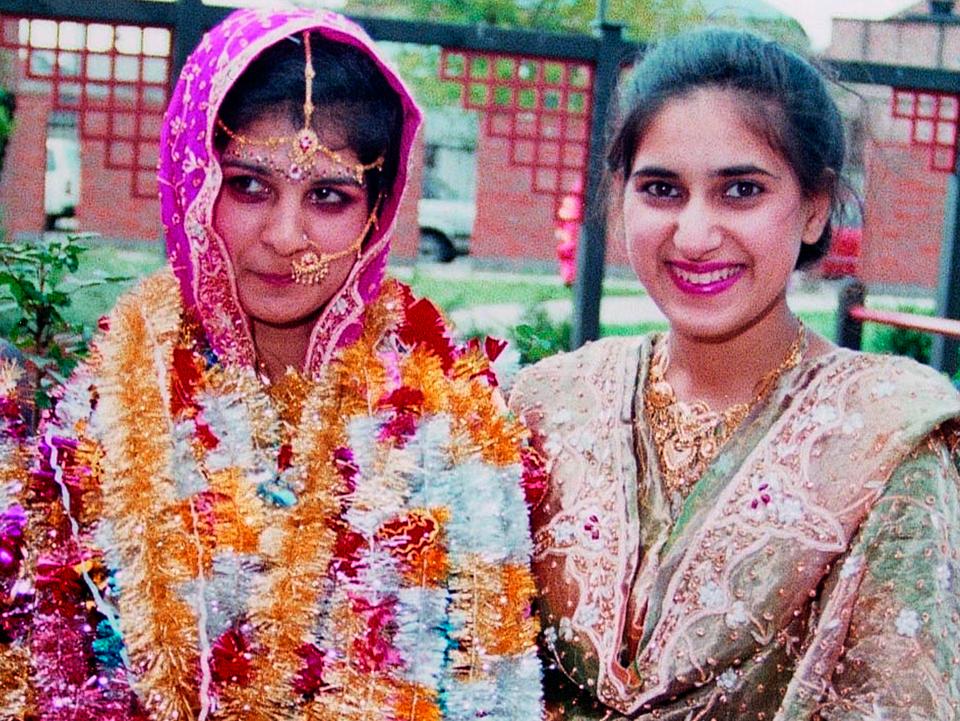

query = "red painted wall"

[74,134,162,241]
[471,130,555,261]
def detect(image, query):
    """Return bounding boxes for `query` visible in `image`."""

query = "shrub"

[870,306,933,365]
[509,303,571,365]
[0,233,127,415]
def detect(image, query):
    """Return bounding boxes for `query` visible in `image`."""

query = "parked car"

[417,196,475,263]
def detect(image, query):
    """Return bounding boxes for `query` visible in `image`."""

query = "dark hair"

[216,32,404,207]
[608,28,845,268]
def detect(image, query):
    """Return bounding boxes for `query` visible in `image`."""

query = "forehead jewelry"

[216,31,385,185]
[291,194,384,285]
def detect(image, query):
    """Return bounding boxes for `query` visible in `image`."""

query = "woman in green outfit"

[511,28,960,721]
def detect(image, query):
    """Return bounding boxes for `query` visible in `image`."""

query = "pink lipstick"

[666,261,745,296]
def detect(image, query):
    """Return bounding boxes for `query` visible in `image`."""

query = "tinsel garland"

[32,543,141,721]
[95,274,201,720]
[32,271,544,719]
[0,361,31,720]
[215,300,396,720]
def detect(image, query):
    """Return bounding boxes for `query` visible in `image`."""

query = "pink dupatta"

[158,7,422,377]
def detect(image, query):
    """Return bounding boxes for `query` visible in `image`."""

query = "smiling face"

[622,87,830,343]
[213,112,372,334]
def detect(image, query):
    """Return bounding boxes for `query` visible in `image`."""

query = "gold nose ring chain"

[290,194,383,285]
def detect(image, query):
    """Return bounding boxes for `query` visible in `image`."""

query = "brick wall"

[0,91,49,239]
[465,120,630,269]
[75,134,162,241]
[471,131,555,261]
[860,141,946,288]
[830,16,960,69]
[826,14,957,289]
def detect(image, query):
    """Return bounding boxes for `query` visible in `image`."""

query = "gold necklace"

[643,323,806,501]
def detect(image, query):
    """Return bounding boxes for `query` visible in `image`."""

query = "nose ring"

[291,232,324,285]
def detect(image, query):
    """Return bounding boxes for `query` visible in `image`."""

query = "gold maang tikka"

[216,32,389,286]
[216,31,386,184]
[291,193,384,285]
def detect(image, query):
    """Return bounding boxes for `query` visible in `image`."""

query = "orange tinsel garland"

[216,287,401,721]
[96,273,201,720]
[49,271,542,720]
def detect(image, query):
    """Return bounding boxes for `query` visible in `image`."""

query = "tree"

[345,0,707,40]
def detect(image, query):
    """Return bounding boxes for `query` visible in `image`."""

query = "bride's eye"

[225,175,271,201]
[640,180,681,199]
[724,181,763,199]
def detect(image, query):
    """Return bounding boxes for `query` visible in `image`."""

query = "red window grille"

[439,49,593,222]
[891,88,960,173]
[0,15,171,199]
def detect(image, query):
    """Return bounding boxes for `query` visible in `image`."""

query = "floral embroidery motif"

[777,496,805,525]
[581,511,604,548]
[748,475,777,515]
[841,412,865,435]
[716,668,738,692]
[551,517,577,545]
[724,600,749,628]
[698,580,726,610]
[575,603,601,628]
[871,379,896,399]
[895,608,921,638]
[810,404,838,426]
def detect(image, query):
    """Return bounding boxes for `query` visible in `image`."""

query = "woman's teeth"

[673,266,740,284]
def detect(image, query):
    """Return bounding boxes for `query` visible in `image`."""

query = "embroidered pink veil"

[158,7,421,377]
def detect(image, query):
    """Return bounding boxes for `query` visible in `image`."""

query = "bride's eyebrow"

[630,166,679,179]
[220,158,270,174]
[306,176,363,189]
[220,159,364,188]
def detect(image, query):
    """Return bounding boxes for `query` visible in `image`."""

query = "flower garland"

[31,269,545,720]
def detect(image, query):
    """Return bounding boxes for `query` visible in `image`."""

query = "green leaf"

[0,271,27,303]
[34,390,52,410]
